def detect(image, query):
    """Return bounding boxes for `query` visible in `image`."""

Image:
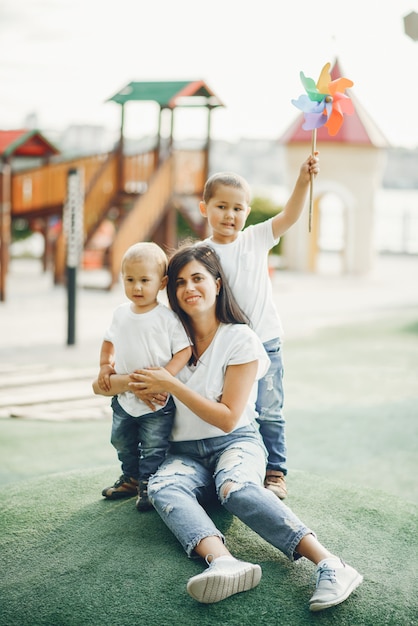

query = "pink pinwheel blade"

[333,94,355,115]
[325,97,354,135]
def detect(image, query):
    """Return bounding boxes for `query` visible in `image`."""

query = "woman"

[130,244,363,611]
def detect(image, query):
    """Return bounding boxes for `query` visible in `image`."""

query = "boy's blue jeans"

[148,424,311,559]
[110,395,175,482]
[255,338,287,474]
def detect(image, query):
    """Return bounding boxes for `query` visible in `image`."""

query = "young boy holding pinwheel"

[199,153,319,498]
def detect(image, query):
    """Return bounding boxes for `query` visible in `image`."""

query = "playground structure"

[0,81,223,300]
[0,63,391,301]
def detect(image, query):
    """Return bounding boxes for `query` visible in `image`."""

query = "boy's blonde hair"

[121,242,168,277]
[202,172,251,204]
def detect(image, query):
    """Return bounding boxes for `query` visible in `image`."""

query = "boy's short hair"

[121,242,168,277]
[203,172,251,204]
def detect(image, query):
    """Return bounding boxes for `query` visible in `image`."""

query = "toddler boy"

[93,242,191,510]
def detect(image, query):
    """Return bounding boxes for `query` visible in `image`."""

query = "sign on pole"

[63,168,84,345]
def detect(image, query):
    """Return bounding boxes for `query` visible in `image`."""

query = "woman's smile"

[184,294,201,305]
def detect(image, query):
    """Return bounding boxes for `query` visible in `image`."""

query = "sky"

[1,0,417,149]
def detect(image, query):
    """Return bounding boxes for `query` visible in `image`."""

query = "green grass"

[1,312,418,625]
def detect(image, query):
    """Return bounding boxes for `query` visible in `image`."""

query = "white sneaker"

[309,557,363,612]
[187,557,262,604]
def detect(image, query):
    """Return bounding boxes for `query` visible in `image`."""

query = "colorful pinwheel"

[291,62,354,231]
[292,62,354,136]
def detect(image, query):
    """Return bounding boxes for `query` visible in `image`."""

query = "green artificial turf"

[284,312,418,504]
[0,418,114,486]
[0,467,416,626]
[1,312,417,624]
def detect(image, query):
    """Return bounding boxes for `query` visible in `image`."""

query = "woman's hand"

[133,389,169,410]
[129,367,173,399]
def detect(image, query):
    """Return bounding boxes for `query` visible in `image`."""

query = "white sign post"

[64,168,84,345]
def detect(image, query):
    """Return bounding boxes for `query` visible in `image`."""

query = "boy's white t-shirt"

[203,218,283,342]
[171,323,270,442]
[104,302,190,417]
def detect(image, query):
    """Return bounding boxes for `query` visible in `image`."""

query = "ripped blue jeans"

[256,337,287,474]
[148,424,311,560]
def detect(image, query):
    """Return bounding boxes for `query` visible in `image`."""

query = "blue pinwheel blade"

[302,112,327,131]
[291,95,325,114]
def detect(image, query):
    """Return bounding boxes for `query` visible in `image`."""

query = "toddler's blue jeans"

[110,395,175,482]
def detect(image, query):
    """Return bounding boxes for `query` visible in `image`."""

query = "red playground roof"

[0,129,59,158]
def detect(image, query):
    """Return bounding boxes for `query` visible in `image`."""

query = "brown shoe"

[102,475,139,499]
[264,470,287,500]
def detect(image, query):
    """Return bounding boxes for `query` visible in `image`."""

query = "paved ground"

[1,252,417,420]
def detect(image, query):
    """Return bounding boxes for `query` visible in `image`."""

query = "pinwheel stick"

[308,128,317,233]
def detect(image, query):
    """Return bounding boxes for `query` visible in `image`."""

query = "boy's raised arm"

[271,153,319,240]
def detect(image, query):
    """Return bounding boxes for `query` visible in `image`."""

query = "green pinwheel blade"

[300,71,324,102]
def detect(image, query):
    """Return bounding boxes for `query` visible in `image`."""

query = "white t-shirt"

[104,302,190,417]
[203,218,283,342]
[170,323,270,442]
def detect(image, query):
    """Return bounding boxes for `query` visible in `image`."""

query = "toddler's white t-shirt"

[104,302,190,417]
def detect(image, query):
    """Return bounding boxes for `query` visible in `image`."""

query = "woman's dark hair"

[167,243,250,363]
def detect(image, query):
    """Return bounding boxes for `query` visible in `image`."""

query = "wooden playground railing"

[10,147,205,220]
[11,153,111,215]
[123,150,158,193]
[11,149,161,214]
[173,149,206,196]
